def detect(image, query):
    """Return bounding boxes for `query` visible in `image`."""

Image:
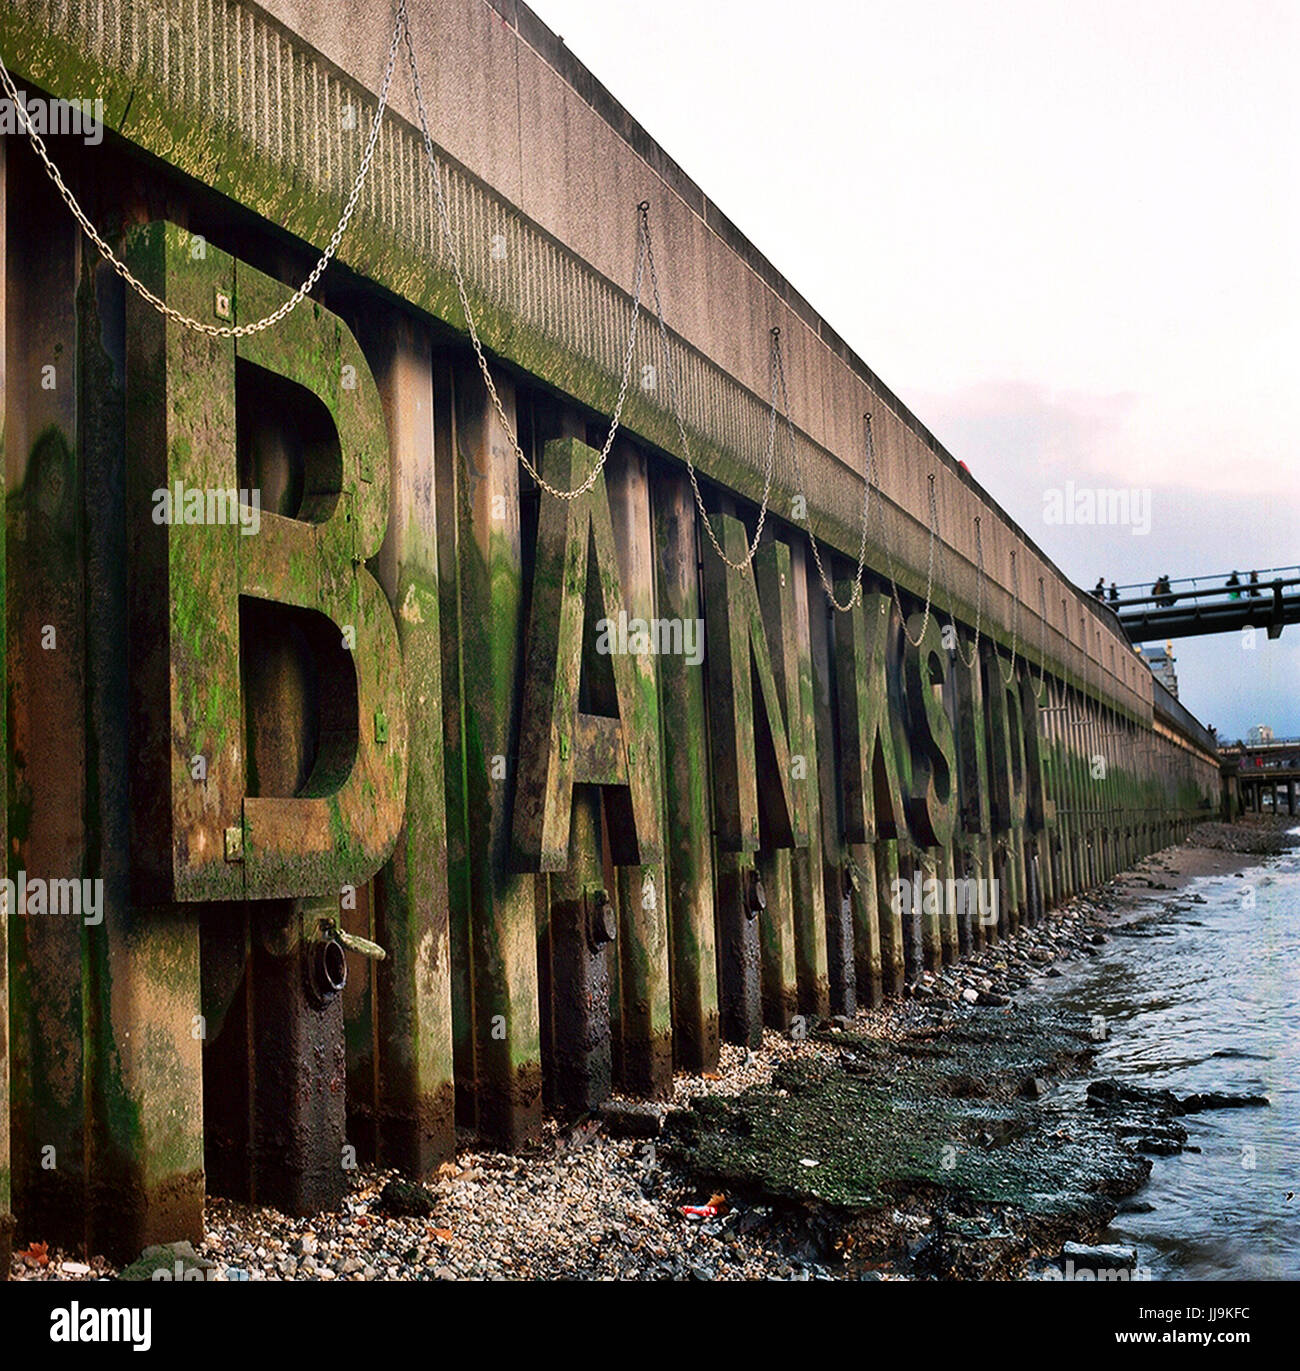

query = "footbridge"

[1110,566,1300,643]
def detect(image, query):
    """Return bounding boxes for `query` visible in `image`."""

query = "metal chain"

[877,468,940,649]
[1062,596,1077,729]
[642,217,776,570]
[772,336,871,611]
[1082,610,1096,816]
[934,512,985,670]
[404,18,646,500]
[1030,575,1049,699]
[0,0,411,337]
[998,550,1023,684]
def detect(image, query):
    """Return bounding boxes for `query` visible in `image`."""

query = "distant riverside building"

[1140,641,1179,698]
[1247,724,1275,745]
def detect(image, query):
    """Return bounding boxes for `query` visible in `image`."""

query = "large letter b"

[126,223,407,902]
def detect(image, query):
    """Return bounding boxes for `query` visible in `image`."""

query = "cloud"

[905,378,1300,737]
[912,380,1139,486]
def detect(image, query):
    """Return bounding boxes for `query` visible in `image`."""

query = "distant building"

[1140,641,1179,698]
[1247,723,1275,746]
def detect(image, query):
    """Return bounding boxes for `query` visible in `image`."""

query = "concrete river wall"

[0,0,1221,1265]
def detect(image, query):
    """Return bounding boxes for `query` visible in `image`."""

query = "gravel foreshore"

[11,819,1297,1283]
[1180,814,1299,855]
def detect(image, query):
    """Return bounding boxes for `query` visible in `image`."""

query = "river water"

[1041,834,1300,1280]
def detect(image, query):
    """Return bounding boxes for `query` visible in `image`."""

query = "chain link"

[1062,596,1078,729]
[1030,575,1049,699]
[876,468,941,649]
[998,549,1024,684]
[0,0,411,337]
[404,17,645,500]
[933,512,985,669]
[642,217,776,570]
[772,336,871,611]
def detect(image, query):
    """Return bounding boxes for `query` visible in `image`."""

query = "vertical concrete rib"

[788,540,830,1020]
[605,440,672,1099]
[451,361,541,1147]
[652,471,719,1071]
[365,318,456,1172]
[5,168,87,1251]
[807,558,855,1014]
[0,134,12,1279]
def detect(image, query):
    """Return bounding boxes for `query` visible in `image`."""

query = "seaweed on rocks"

[664,997,1154,1279]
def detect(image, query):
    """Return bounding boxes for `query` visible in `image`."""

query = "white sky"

[530,0,1299,738]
